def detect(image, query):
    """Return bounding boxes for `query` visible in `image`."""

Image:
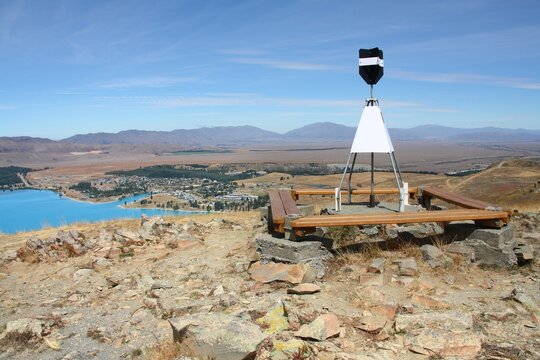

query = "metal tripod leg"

[391,152,403,186]
[370,152,375,207]
[389,151,404,212]
[338,153,353,211]
[347,153,357,204]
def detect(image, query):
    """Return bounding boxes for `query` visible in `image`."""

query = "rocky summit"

[0,211,539,359]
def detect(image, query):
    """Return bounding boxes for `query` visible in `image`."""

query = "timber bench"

[267,187,511,239]
[420,186,508,212]
[268,190,300,233]
[289,208,510,238]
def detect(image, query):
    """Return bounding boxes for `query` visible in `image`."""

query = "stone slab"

[256,234,330,263]
[249,261,313,284]
[466,224,515,248]
[474,243,517,267]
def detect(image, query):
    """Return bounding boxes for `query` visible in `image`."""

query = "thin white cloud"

[0,104,15,110]
[143,95,359,108]
[229,57,346,71]
[389,70,540,90]
[391,25,540,58]
[98,76,205,89]
[96,93,453,113]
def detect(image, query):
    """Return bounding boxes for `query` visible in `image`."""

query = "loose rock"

[248,261,314,284]
[420,244,453,269]
[404,329,482,357]
[287,283,321,295]
[367,258,386,273]
[396,258,418,276]
[295,313,340,341]
[355,315,387,333]
[257,301,289,334]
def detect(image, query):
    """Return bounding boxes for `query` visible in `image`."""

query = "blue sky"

[1,0,539,139]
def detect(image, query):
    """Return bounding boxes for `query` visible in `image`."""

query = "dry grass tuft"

[143,341,183,360]
[0,331,39,351]
[480,343,529,360]
[16,248,40,263]
[329,249,358,267]
[324,226,360,248]
[397,241,423,259]
[328,241,384,274]
[86,328,109,343]
[143,340,219,360]
[144,341,181,360]
[38,313,65,329]
[431,235,448,253]
[360,242,383,260]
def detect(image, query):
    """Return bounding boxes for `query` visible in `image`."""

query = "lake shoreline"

[0,189,206,235]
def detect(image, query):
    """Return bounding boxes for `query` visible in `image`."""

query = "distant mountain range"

[61,122,540,145]
[3,123,540,150]
[0,136,58,153]
[62,125,278,146]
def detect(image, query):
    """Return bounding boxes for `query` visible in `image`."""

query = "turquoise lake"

[0,189,202,234]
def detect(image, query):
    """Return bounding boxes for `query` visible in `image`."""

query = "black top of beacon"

[359,48,384,86]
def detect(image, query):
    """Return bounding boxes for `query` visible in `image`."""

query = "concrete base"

[445,223,517,267]
[328,201,424,215]
[256,234,333,278]
[466,225,515,248]
[386,222,445,241]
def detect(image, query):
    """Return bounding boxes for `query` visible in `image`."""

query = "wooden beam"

[421,186,502,211]
[268,190,300,234]
[278,190,300,215]
[291,209,509,230]
[268,191,286,223]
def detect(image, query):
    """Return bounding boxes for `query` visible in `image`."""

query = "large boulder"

[17,230,90,262]
[472,242,517,267]
[255,235,332,278]
[169,313,267,360]
[445,223,517,267]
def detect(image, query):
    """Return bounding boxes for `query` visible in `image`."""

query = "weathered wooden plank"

[422,186,499,210]
[278,190,300,216]
[291,209,509,229]
[268,191,286,223]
